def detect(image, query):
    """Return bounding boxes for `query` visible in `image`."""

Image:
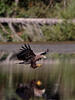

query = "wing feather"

[17,44,36,62]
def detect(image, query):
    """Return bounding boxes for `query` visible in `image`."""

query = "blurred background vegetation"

[0,0,75,42]
[0,0,75,18]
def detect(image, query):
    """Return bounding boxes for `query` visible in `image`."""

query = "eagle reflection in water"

[16,80,60,100]
[16,80,45,100]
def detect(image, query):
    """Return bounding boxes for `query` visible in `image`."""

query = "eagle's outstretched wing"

[17,44,36,63]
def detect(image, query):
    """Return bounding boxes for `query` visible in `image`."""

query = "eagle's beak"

[36,64,42,67]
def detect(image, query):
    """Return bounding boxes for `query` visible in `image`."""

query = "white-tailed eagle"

[16,44,49,69]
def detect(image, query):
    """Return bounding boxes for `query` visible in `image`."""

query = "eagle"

[16,44,49,69]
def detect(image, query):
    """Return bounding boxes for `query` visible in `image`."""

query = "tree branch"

[0,23,9,34]
[8,23,23,42]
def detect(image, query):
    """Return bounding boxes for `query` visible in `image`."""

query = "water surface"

[0,56,75,100]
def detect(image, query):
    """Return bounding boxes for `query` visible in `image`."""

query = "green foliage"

[19,0,75,18]
[21,32,29,41]
[0,0,75,18]
[49,53,75,59]
[54,0,75,19]
[61,0,75,19]
[0,22,75,42]
[0,53,8,61]
[0,0,16,17]
[24,2,50,18]
[16,2,51,18]
[41,22,75,41]
[0,27,13,42]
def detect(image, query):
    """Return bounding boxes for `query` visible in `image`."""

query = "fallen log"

[0,18,75,25]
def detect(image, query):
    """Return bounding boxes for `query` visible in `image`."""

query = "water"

[0,57,75,100]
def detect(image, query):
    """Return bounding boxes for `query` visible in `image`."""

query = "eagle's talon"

[36,64,42,67]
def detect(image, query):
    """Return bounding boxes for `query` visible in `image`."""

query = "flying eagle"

[16,44,49,69]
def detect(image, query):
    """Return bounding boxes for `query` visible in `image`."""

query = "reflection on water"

[0,58,75,100]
